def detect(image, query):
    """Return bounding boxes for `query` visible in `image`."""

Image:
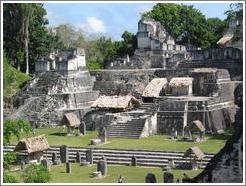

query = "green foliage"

[142,3,226,48]
[3,118,32,145]
[3,52,30,98]
[23,164,51,183]
[3,173,18,183]
[3,152,17,170]
[86,61,103,71]
[3,3,61,73]
[115,31,137,57]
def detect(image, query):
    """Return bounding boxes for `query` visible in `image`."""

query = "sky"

[44,2,231,41]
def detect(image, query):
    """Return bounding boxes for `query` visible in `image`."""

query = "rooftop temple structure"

[7,48,99,127]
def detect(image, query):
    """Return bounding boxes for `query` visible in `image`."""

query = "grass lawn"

[9,127,230,153]
[8,164,202,183]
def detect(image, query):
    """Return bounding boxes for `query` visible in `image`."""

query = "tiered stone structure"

[7,48,99,127]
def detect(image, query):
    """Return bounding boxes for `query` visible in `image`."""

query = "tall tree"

[3,3,60,73]
[20,4,35,74]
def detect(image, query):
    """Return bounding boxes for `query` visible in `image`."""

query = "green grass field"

[8,164,202,183]
[9,127,231,153]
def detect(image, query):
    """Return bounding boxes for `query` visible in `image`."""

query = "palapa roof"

[169,77,193,87]
[217,34,233,46]
[142,78,168,98]
[14,135,49,153]
[192,68,217,73]
[92,95,140,110]
[184,146,205,160]
[60,112,80,127]
[187,120,205,132]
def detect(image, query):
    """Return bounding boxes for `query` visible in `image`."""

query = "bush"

[3,173,18,183]
[24,164,51,183]
[3,152,17,170]
[4,118,32,145]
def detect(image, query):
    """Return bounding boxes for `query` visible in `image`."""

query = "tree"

[142,3,226,48]
[115,31,137,57]
[206,18,227,47]
[3,118,32,145]
[23,164,51,183]
[3,3,60,73]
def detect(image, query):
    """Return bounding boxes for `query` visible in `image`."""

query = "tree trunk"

[25,18,29,75]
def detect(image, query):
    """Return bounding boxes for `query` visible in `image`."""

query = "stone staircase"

[106,103,156,138]
[4,145,214,168]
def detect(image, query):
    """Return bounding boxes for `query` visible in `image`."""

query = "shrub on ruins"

[3,118,32,145]
[142,3,226,48]
[23,164,51,183]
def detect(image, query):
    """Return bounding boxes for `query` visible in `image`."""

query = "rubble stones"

[163,172,174,183]
[145,173,157,183]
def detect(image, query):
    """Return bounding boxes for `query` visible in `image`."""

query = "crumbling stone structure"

[6,48,99,127]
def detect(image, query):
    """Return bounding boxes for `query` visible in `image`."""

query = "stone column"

[67,126,72,136]
[85,149,93,164]
[76,151,81,163]
[163,172,174,183]
[100,127,107,144]
[79,122,86,136]
[131,155,137,166]
[66,162,71,174]
[52,152,57,164]
[97,156,107,176]
[60,145,68,163]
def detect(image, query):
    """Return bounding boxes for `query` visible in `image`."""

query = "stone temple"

[7,18,242,140]
[8,48,99,127]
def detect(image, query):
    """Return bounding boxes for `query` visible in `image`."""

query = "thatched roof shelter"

[217,34,233,46]
[187,120,205,132]
[192,68,217,73]
[184,146,205,160]
[60,112,80,127]
[142,78,168,97]
[92,95,140,110]
[14,135,49,154]
[169,77,193,88]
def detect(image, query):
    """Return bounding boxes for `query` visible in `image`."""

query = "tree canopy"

[142,3,226,48]
[3,3,60,73]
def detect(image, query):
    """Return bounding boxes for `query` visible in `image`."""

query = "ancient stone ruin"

[4,19,242,181]
[7,48,98,127]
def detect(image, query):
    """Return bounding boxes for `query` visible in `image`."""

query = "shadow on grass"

[207,133,232,140]
[49,132,67,136]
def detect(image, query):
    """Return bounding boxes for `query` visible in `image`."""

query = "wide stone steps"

[4,145,214,168]
[106,103,156,138]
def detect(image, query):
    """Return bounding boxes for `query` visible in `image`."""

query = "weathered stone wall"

[91,69,191,98]
[7,69,98,127]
